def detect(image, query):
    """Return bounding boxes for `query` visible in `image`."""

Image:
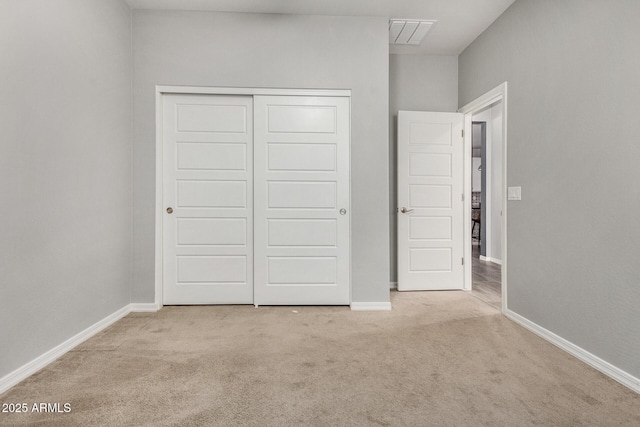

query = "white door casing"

[459,81,508,308]
[162,94,254,304]
[397,111,464,291]
[253,96,350,305]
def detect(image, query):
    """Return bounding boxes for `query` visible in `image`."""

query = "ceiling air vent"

[389,20,436,45]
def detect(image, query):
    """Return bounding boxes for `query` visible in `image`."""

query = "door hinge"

[461,193,464,201]
[461,129,464,138]
[462,257,464,266]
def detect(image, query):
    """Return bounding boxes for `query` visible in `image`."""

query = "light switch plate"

[508,186,522,201]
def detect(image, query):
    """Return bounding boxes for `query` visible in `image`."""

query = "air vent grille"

[389,20,436,45]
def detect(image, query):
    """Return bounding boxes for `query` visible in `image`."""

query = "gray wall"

[459,0,640,378]
[0,0,132,377]
[389,54,458,282]
[133,11,390,303]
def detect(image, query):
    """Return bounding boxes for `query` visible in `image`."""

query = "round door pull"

[339,208,347,215]
[166,207,173,214]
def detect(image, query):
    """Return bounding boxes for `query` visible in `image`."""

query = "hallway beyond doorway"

[471,245,501,310]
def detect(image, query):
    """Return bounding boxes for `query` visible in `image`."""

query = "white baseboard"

[0,305,131,395]
[129,302,161,312]
[0,302,162,394]
[390,281,398,290]
[350,302,392,311]
[479,255,502,265]
[505,309,640,394]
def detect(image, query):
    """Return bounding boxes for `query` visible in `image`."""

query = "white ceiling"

[125,0,516,55]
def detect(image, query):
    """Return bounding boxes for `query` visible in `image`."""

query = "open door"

[397,111,464,291]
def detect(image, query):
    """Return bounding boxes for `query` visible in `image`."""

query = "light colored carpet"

[1,291,639,426]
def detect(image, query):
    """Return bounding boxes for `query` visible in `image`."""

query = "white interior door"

[397,111,464,291]
[162,94,253,304]
[253,96,350,305]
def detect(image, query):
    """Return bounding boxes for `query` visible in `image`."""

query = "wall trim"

[0,305,131,395]
[505,309,640,394]
[156,85,351,98]
[129,303,161,312]
[350,302,392,311]
[0,303,162,394]
[390,281,398,290]
[479,255,502,265]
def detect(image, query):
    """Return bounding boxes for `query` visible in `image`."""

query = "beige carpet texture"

[1,291,639,426]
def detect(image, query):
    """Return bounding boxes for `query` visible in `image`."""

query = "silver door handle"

[400,207,414,214]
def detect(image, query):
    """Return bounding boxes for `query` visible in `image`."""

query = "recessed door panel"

[268,143,336,171]
[268,219,337,247]
[409,153,451,177]
[409,185,451,208]
[177,218,246,246]
[177,256,246,283]
[268,181,336,209]
[268,106,336,133]
[177,104,247,133]
[409,249,452,272]
[267,257,337,285]
[177,142,246,171]
[177,180,246,208]
[409,122,452,146]
[409,217,452,240]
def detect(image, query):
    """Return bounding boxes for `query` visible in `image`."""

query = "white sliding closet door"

[162,94,253,304]
[253,96,350,305]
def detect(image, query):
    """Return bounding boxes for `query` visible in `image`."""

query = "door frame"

[154,85,352,308]
[458,82,508,312]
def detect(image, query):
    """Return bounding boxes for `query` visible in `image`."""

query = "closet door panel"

[254,96,350,305]
[162,94,253,304]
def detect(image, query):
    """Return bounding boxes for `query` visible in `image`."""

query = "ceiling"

[124,0,516,55]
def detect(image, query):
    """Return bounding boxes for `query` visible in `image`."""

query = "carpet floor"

[1,291,639,426]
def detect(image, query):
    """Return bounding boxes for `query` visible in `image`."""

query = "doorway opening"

[459,82,507,312]
[470,115,501,309]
